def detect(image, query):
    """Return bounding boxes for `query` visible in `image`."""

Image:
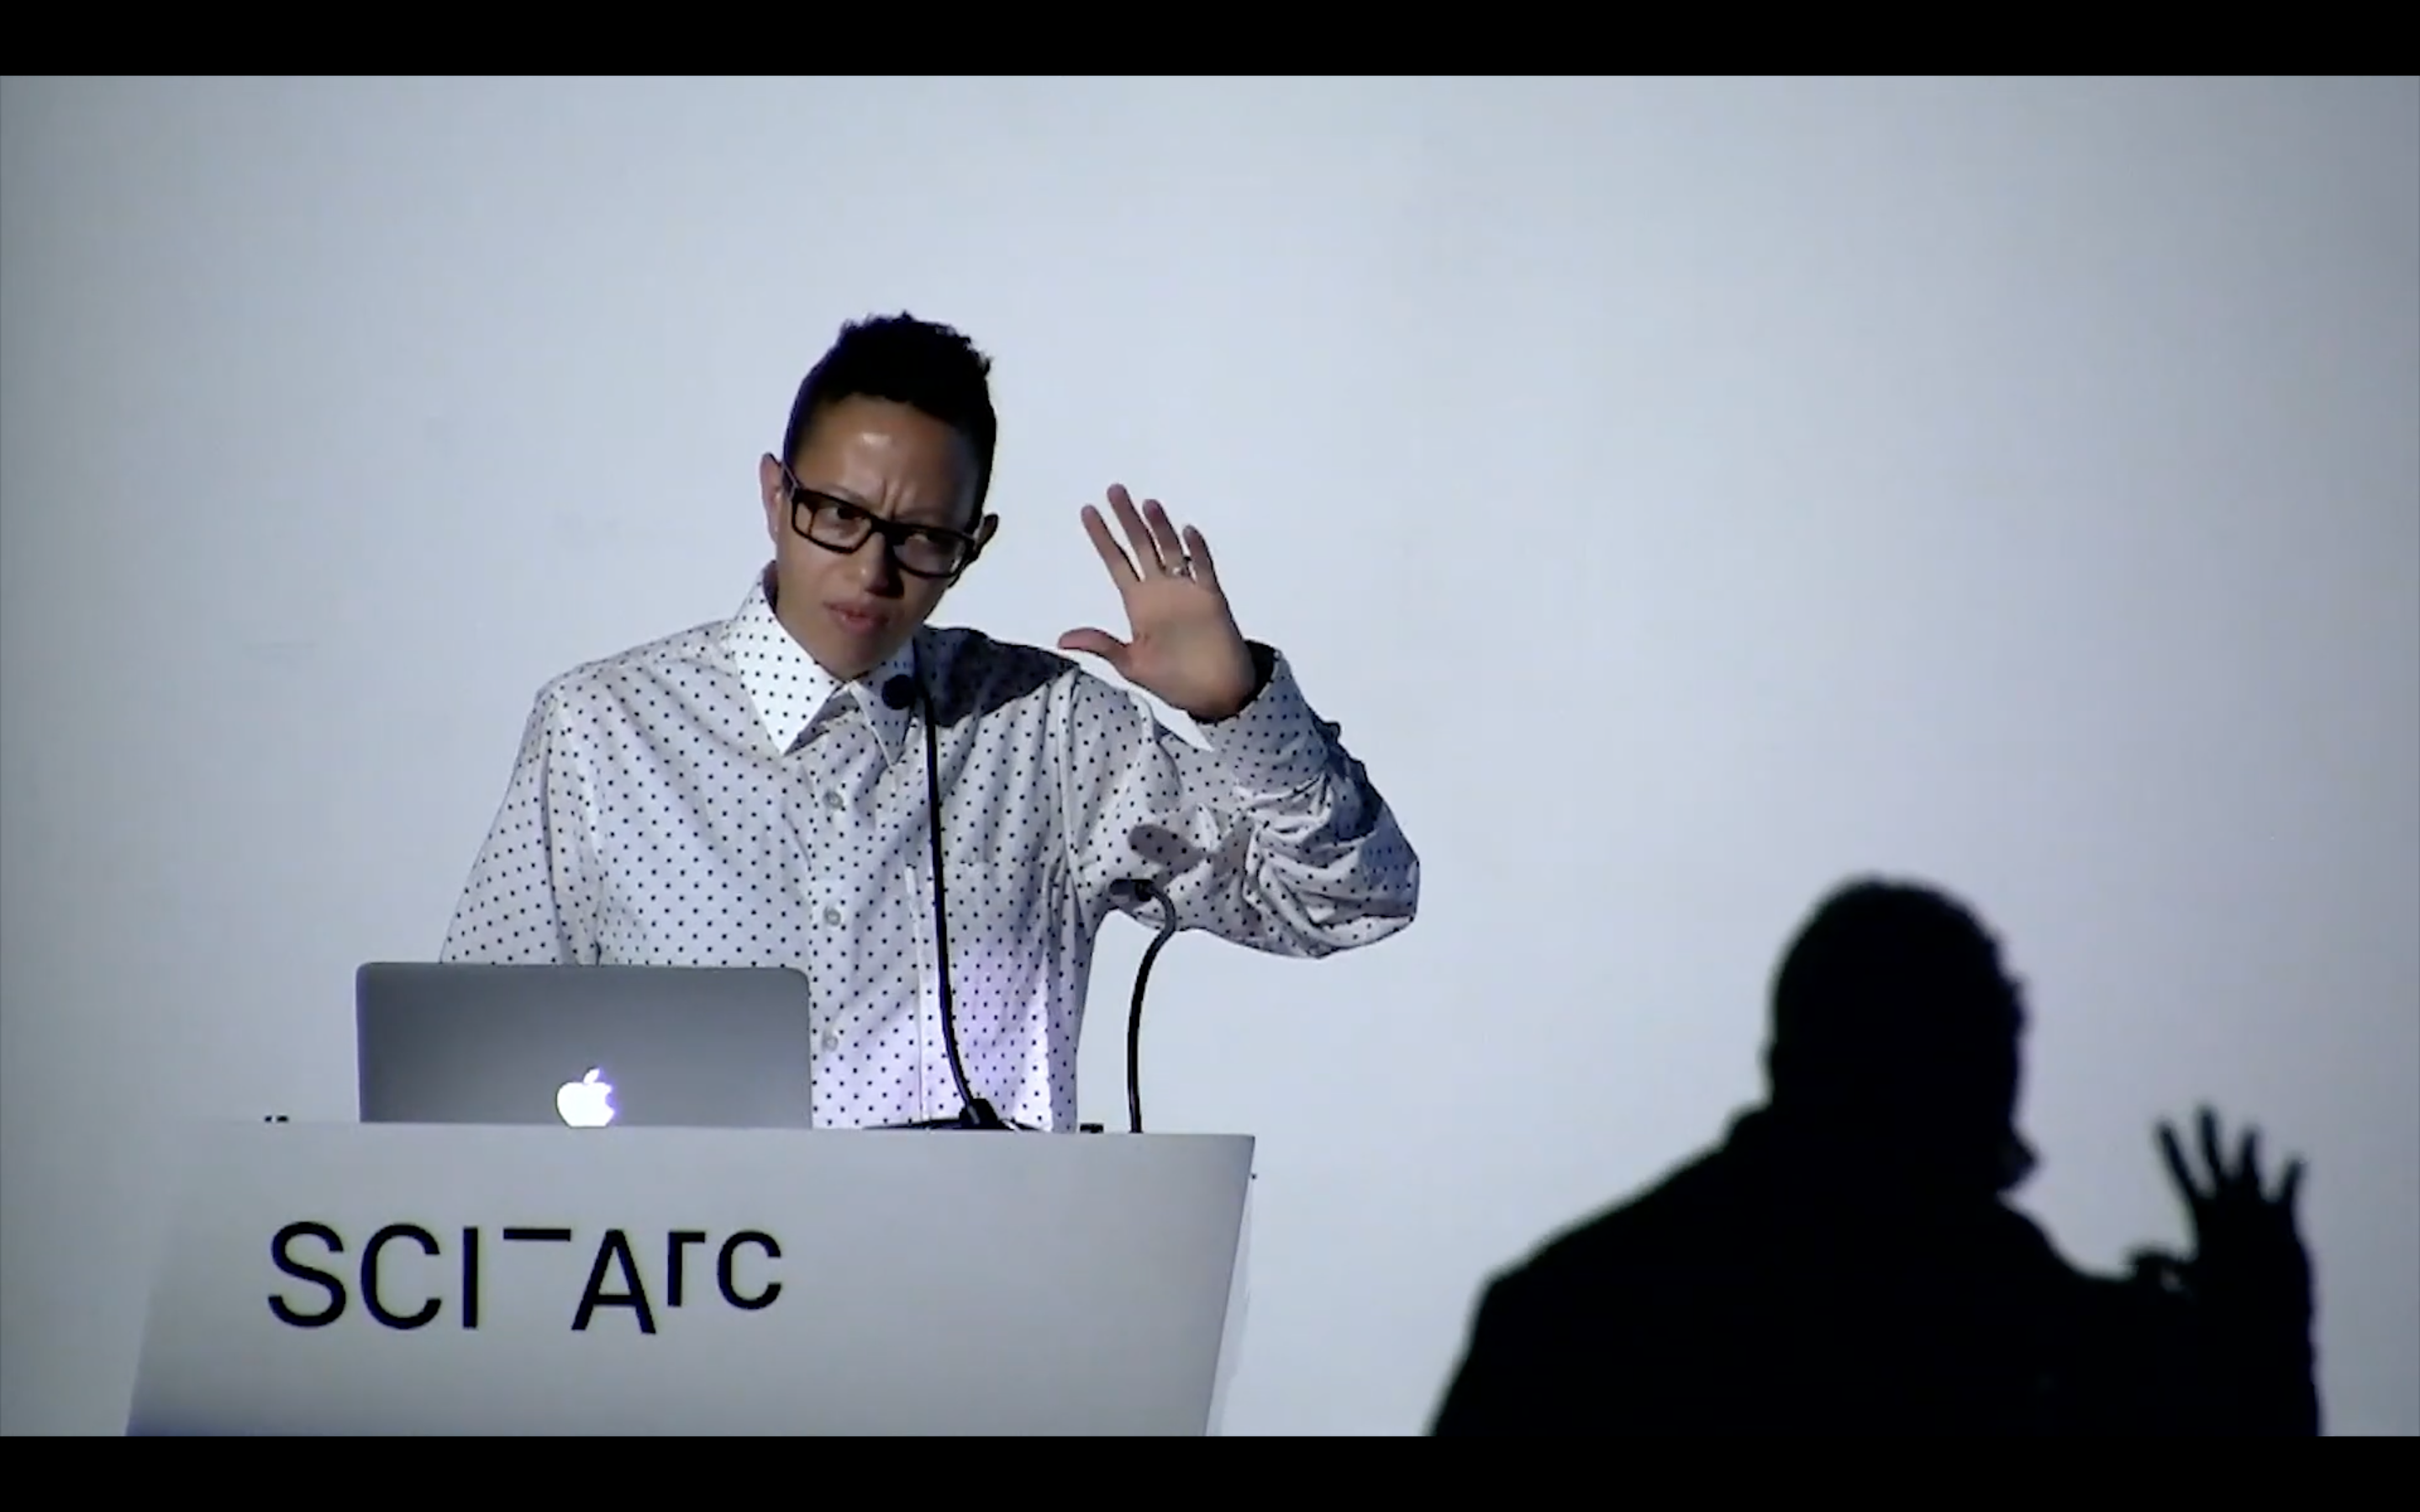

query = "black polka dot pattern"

[441,569,1421,1128]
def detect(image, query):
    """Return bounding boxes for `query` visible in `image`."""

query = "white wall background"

[3,75,2413,1436]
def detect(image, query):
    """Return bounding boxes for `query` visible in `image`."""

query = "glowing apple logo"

[555,1068,616,1128]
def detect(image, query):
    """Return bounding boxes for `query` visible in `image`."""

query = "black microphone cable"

[1122,879,1181,1134]
[882,664,1010,1131]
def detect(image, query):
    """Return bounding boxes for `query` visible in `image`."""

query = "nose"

[849,533,900,592]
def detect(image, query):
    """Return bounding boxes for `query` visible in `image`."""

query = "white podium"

[125,1121,1255,1436]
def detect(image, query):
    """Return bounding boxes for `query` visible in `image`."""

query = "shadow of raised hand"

[2155,1105,2312,1326]
[2132,1104,2321,1435]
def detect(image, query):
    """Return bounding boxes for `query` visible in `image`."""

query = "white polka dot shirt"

[439,568,1420,1129]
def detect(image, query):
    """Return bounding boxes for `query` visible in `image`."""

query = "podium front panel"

[126,1121,1254,1436]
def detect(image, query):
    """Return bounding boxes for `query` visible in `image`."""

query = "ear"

[758,454,787,540]
[973,513,1000,550]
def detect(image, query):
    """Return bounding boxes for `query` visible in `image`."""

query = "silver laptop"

[355,963,814,1129]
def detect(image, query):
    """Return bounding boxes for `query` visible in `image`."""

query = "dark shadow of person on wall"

[1429,876,2320,1435]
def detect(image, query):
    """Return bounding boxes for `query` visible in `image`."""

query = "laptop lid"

[355,963,814,1130]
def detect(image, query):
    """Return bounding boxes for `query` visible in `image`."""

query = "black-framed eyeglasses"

[777,461,984,580]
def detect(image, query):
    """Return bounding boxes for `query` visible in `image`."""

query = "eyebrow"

[797,481,963,531]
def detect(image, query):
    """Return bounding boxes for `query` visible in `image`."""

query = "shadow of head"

[1763,877,2033,1197]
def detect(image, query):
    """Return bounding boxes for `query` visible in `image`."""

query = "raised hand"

[1058,485,1260,722]
[2156,1105,2313,1327]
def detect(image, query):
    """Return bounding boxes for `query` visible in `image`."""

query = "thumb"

[1057,628,1129,669]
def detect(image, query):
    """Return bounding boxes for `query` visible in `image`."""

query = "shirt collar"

[722,567,916,763]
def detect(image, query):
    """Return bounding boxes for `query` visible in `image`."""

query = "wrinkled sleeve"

[439,684,600,963]
[1055,645,1418,956]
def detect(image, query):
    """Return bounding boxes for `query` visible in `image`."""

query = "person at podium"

[439,312,1420,1131]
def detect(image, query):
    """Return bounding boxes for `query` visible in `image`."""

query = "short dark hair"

[780,312,997,518]
[1768,877,2021,1090]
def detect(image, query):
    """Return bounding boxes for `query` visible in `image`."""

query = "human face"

[757,396,997,680]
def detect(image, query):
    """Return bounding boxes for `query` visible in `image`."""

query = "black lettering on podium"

[461,1226,481,1330]
[269,1221,346,1327]
[717,1231,781,1311]
[573,1228,658,1334]
[362,1224,442,1330]
[666,1230,707,1306]
[502,1226,574,1244]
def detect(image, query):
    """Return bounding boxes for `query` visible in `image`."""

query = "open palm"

[2156,1105,2312,1325]
[1059,485,1259,722]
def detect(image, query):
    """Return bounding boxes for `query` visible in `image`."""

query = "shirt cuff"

[1197,647,1334,797]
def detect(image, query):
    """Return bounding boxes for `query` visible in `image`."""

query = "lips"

[827,602,887,636]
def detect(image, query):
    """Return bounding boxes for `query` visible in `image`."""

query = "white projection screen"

[3,76,2413,1435]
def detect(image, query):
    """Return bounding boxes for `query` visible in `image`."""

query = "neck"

[1733,1105,2022,1206]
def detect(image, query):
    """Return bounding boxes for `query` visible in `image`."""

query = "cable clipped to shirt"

[883,667,1012,1131]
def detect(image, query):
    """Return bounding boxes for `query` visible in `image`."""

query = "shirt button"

[823,790,844,811]
[818,1027,839,1053]
[822,906,842,927]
